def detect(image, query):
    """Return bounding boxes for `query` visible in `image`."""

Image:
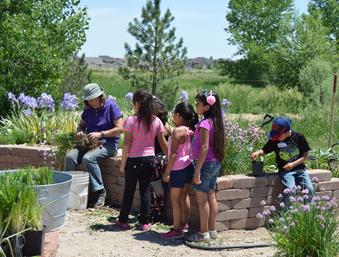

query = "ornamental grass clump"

[257,184,338,257]
[0,172,43,257]
[16,166,54,186]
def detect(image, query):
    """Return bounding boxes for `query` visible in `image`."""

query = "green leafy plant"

[308,147,339,178]
[307,148,333,170]
[222,118,277,175]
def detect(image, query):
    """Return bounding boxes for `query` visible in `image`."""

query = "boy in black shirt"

[250,117,314,203]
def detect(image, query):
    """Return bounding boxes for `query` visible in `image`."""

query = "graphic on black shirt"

[277,141,299,162]
[262,131,310,172]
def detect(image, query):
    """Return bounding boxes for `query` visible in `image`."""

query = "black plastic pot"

[0,236,24,257]
[0,242,11,257]
[22,229,45,257]
[251,161,265,176]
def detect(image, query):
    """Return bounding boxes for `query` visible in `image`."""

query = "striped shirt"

[124,115,164,157]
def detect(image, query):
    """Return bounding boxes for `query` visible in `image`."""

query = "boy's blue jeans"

[64,143,116,192]
[279,169,315,205]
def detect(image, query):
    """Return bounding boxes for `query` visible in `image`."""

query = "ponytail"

[195,91,225,162]
[188,112,199,131]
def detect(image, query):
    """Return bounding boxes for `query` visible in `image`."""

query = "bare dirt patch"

[56,208,276,257]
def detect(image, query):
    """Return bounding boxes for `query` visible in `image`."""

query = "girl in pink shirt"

[117,90,167,231]
[188,90,225,242]
[160,102,198,239]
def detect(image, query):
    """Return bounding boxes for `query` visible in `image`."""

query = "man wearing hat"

[64,83,124,208]
[250,117,314,204]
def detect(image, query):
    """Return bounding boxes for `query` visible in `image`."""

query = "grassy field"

[92,69,338,149]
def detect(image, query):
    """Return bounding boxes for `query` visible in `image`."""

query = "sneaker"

[139,223,152,231]
[115,220,130,230]
[93,189,106,208]
[209,230,218,239]
[187,232,210,242]
[160,228,184,239]
[181,223,189,232]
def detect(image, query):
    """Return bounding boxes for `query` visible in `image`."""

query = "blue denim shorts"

[170,163,194,188]
[192,161,221,193]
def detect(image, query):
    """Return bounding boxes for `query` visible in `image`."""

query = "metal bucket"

[34,172,72,232]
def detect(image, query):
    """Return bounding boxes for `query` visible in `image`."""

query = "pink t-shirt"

[168,126,194,171]
[191,119,217,161]
[124,116,164,157]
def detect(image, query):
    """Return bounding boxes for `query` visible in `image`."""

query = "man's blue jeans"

[64,143,116,192]
[279,169,315,205]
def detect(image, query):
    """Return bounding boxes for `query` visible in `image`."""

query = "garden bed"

[1,144,338,232]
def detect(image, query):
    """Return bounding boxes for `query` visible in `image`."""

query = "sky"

[79,0,309,59]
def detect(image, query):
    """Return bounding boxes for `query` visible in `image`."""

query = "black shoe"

[88,189,106,208]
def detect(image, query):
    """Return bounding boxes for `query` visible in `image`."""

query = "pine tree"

[119,0,187,98]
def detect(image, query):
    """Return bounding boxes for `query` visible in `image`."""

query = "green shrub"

[299,57,333,105]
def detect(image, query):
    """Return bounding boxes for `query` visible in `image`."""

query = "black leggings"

[118,156,155,224]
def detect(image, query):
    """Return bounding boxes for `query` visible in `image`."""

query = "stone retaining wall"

[1,145,338,231]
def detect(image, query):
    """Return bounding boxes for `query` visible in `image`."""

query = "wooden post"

[328,74,337,148]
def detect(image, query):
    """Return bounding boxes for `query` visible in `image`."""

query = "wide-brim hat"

[83,83,104,101]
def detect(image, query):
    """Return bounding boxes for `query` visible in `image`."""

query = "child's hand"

[193,174,201,185]
[283,162,294,171]
[119,166,125,173]
[250,151,259,160]
[162,173,170,183]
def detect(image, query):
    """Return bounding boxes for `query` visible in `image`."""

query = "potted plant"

[251,157,265,176]
[0,168,49,257]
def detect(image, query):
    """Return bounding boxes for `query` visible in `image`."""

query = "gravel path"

[56,208,277,257]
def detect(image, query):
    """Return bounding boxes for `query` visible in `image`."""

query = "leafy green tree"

[308,0,338,41]
[0,0,88,116]
[308,0,339,62]
[118,0,187,100]
[226,0,294,55]
[270,14,335,88]
[224,0,294,85]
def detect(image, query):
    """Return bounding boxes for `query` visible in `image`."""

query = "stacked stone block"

[0,145,55,169]
[1,145,338,232]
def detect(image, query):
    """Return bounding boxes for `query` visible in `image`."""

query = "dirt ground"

[56,208,277,257]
